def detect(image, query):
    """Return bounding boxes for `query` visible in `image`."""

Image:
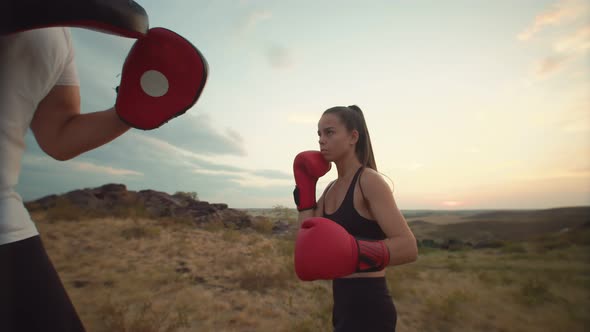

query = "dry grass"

[30,208,590,332]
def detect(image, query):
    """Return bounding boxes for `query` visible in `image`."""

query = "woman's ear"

[350,129,359,145]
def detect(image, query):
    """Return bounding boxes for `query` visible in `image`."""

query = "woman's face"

[317,113,357,162]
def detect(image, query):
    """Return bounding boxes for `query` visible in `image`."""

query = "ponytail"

[323,105,377,171]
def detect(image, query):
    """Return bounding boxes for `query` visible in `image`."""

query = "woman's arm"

[361,170,418,266]
[297,190,327,224]
[30,85,131,161]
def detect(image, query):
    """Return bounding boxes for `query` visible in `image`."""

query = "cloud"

[519,168,590,181]
[122,133,291,188]
[229,174,292,188]
[21,155,142,176]
[231,9,296,70]
[235,9,273,35]
[192,167,292,188]
[251,169,292,180]
[529,91,590,133]
[441,200,465,208]
[89,133,248,189]
[69,161,143,176]
[225,128,244,145]
[192,168,242,178]
[246,9,273,29]
[18,138,293,206]
[560,102,590,133]
[519,0,590,79]
[265,43,296,69]
[534,25,590,77]
[191,163,292,188]
[287,112,319,124]
[553,25,590,53]
[149,113,247,156]
[518,0,588,41]
[534,54,573,77]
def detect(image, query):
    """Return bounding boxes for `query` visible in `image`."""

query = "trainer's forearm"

[51,108,131,160]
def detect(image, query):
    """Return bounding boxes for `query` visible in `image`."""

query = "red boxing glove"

[294,217,390,281]
[293,151,331,211]
[116,27,209,130]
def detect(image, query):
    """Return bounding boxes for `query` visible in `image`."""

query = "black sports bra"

[323,167,386,240]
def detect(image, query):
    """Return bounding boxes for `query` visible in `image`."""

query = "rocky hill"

[25,183,254,229]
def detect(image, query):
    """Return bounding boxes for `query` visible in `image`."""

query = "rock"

[272,220,293,235]
[211,203,228,211]
[97,183,127,193]
[64,190,101,210]
[197,208,252,229]
[24,183,240,226]
[473,240,504,249]
[26,194,59,210]
[137,189,182,217]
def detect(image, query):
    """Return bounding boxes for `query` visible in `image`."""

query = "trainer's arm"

[30,85,131,161]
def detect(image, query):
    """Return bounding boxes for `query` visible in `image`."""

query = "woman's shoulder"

[359,168,392,193]
[359,167,383,182]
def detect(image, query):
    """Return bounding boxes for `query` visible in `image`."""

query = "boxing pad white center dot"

[140,70,169,97]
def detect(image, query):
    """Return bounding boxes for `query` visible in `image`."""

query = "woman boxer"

[293,105,418,331]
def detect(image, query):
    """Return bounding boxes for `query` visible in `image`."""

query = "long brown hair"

[323,105,377,171]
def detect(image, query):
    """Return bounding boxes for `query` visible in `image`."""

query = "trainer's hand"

[115,27,209,130]
[294,217,390,281]
[293,151,331,211]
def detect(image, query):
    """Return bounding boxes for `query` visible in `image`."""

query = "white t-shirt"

[0,27,79,245]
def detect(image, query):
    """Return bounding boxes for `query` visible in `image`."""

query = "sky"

[16,0,590,210]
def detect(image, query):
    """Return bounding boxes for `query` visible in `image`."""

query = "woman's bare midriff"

[342,270,386,278]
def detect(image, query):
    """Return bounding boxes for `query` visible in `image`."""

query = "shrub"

[500,242,527,254]
[202,219,225,232]
[252,216,275,235]
[566,228,590,246]
[120,224,161,240]
[516,278,553,306]
[271,204,295,221]
[237,267,291,293]
[99,298,189,332]
[174,191,199,201]
[46,197,84,222]
[222,228,241,242]
[276,238,295,257]
[532,235,571,253]
[112,203,150,220]
[422,289,472,331]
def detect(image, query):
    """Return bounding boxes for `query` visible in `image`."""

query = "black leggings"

[0,236,86,332]
[332,277,397,332]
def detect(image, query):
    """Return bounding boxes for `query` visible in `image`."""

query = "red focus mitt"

[115,27,209,130]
